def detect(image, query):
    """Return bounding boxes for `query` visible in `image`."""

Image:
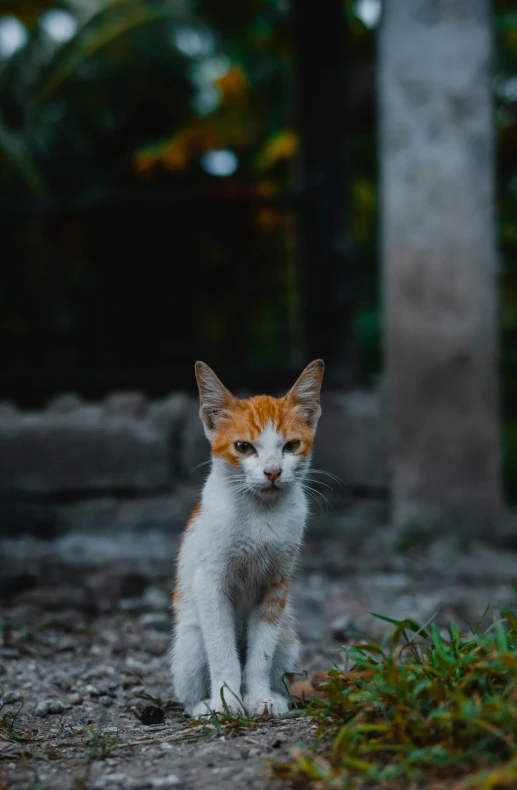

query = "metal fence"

[1,1,355,406]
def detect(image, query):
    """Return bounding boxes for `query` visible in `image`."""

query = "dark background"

[0,0,516,497]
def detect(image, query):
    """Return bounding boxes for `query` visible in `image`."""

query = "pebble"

[139,612,170,631]
[150,776,180,788]
[86,665,116,679]
[92,774,129,789]
[55,677,76,692]
[35,698,70,717]
[3,690,23,704]
[101,696,114,708]
[91,774,180,790]
[68,692,83,705]
[0,648,20,659]
[124,657,147,676]
[137,704,164,725]
[142,587,169,612]
[85,684,105,697]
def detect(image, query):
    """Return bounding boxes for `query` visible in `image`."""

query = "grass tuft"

[82,725,122,761]
[190,686,257,736]
[0,693,31,744]
[273,601,517,789]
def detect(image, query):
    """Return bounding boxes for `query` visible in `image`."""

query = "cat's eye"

[283,440,300,454]
[235,441,255,456]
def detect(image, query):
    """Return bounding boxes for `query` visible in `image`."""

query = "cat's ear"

[285,359,324,428]
[195,361,235,439]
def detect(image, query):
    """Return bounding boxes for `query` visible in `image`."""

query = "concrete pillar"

[379,0,501,532]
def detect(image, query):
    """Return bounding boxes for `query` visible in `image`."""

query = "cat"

[170,358,324,718]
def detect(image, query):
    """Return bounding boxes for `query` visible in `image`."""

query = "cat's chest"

[222,519,300,607]
[225,542,295,610]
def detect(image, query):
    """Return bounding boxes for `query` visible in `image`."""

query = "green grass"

[0,693,30,744]
[191,686,258,737]
[273,600,517,789]
[82,725,122,761]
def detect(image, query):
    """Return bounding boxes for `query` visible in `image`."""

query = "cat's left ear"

[195,361,236,440]
[285,359,324,429]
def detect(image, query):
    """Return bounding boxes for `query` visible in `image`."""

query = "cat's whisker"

[310,468,345,487]
[300,484,334,513]
[301,487,325,515]
[303,477,334,491]
[226,484,251,494]
[190,459,212,474]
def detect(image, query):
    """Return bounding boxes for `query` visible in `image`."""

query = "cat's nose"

[264,467,282,483]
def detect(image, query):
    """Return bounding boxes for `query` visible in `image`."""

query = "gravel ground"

[1,499,516,790]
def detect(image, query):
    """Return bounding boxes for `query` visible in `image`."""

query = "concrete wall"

[0,390,388,535]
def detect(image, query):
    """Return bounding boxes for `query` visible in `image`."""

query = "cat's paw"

[190,697,244,719]
[244,691,289,718]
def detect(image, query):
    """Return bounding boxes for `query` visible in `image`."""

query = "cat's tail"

[291,668,374,703]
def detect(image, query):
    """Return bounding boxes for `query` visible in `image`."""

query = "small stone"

[92,774,129,789]
[55,677,75,692]
[0,648,20,659]
[35,698,70,717]
[142,586,169,612]
[150,776,180,788]
[68,693,83,705]
[85,665,116,680]
[101,696,114,708]
[3,690,23,704]
[124,657,147,677]
[122,677,141,689]
[85,685,104,697]
[137,704,164,725]
[139,612,170,631]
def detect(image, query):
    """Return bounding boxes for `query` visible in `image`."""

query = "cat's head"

[195,360,324,497]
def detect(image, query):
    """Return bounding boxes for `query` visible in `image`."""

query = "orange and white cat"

[170,359,324,718]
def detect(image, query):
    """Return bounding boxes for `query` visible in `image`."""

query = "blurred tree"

[0,0,514,507]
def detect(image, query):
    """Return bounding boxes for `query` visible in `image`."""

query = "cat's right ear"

[195,361,235,439]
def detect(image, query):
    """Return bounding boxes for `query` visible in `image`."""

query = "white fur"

[171,363,322,719]
[171,455,307,718]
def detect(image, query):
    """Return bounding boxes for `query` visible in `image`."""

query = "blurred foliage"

[496,0,517,502]
[0,0,515,496]
[273,603,517,789]
[0,0,303,384]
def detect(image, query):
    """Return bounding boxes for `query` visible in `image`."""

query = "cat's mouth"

[257,481,284,494]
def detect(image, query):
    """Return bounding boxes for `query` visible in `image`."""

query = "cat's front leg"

[191,569,244,718]
[243,579,291,718]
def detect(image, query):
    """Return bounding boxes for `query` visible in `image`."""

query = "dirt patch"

[1,502,516,789]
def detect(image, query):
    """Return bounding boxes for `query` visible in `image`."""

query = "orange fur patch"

[291,669,376,701]
[172,501,201,611]
[211,395,315,465]
[259,578,290,624]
